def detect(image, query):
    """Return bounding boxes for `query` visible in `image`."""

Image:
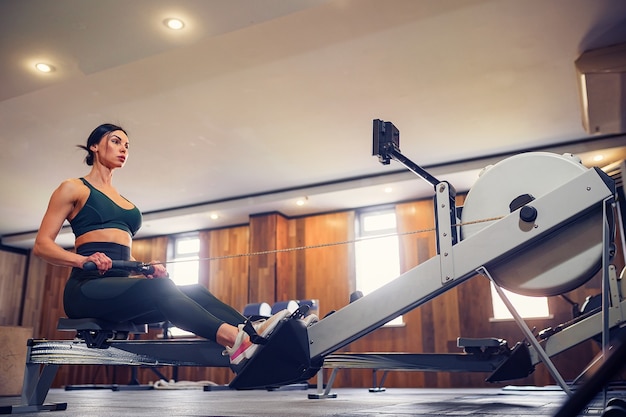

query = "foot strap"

[242,320,268,345]
[289,305,310,320]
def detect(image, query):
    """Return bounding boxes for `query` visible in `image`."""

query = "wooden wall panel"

[0,250,27,326]
[295,212,355,387]
[21,255,47,336]
[276,214,297,301]
[206,226,250,313]
[300,212,354,318]
[249,212,298,302]
[248,214,278,304]
[131,236,168,265]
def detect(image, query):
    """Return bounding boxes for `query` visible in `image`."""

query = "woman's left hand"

[147,260,169,279]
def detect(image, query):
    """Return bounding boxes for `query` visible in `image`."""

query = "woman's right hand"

[83,252,112,273]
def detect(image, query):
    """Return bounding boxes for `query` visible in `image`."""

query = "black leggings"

[63,242,246,342]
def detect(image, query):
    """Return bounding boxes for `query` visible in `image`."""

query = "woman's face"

[91,130,129,168]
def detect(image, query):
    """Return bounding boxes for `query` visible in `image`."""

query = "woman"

[33,123,289,368]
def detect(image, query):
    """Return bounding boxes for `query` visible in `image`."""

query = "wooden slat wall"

[131,237,168,267]
[298,211,355,317]
[0,250,27,325]
[275,213,297,301]
[21,254,47,335]
[248,213,278,304]
[6,194,624,389]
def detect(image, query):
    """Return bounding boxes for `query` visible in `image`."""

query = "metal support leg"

[308,368,338,399]
[368,370,388,392]
[478,267,572,396]
[21,363,60,407]
[0,363,67,414]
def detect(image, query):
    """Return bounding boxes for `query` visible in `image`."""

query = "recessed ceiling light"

[384,187,393,193]
[593,154,604,162]
[296,197,308,206]
[164,18,185,30]
[35,63,55,73]
[209,213,219,220]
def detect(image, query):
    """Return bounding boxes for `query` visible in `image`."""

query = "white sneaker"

[302,314,319,327]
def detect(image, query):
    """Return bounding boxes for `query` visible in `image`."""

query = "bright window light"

[490,283,550,320]
[168,235,200,286]
[166,234,201,337]
[362,212,396,232]
[355,236,400,294]
[168,256,199,286]
[355,209,403,326]
[176,237,199,255]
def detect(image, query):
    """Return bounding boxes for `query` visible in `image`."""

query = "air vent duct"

[575,42,626,135]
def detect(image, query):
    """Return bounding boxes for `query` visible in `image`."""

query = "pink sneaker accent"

[228,329,253,365]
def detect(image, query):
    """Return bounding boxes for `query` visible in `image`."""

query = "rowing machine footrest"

[457,337,508,355]
[57,318,148,348]
[228,316,321,390]
[486,342,534,382]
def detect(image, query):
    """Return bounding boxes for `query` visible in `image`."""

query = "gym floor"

[0,384,620,416]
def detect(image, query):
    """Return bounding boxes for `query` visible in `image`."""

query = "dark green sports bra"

[69,178,142,238]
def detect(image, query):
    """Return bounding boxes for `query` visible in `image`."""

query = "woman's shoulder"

[58,177,86,189]
[53,178,88,199]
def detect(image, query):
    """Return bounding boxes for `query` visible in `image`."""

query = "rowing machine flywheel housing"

[460,152,609,297]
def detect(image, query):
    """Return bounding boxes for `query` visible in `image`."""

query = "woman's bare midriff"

[75,229,133,250]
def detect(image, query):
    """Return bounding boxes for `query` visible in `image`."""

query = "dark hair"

[77,123,127,166]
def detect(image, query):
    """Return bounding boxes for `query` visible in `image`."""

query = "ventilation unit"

[575,42,626,135]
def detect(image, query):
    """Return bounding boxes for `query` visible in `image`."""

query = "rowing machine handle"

[82,260,155,275]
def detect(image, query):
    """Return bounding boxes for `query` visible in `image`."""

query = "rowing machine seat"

[57,318,148,348]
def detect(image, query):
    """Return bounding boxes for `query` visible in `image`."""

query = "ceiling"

[1,0,626,250]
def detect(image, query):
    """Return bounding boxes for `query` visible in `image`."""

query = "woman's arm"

[33,180,92,268]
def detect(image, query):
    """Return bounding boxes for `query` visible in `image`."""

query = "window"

[355,208,403,326]
[167,234,200,286]
[490,283,550,320]
[165,234,201,337]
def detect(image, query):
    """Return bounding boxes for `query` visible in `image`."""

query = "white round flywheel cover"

[460,152,604,296]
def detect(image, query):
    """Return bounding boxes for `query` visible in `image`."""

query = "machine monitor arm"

[373,119,459,250]
[373,119,443,188]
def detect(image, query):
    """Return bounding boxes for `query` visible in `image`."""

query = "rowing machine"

[229,120,618,391]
